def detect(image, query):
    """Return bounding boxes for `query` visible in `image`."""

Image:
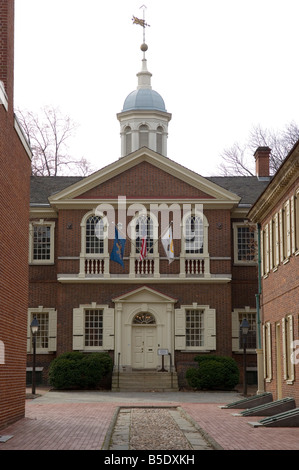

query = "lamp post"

[30,317,39,395]
[240,318,250,396]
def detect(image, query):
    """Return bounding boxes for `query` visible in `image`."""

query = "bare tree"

[218,121,299,176]
[16,106,94,176]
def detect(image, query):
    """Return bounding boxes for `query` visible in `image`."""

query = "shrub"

[186,355,239,390]
[49,351,113,390]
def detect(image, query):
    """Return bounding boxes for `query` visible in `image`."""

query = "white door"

[132,326,157,369]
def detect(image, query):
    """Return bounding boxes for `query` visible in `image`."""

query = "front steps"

[112,370,179,392]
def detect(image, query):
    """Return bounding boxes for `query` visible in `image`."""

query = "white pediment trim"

[48,148,240,204]
[112,285,178,304]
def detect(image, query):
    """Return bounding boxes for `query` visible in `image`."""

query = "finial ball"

[140,43,148,52]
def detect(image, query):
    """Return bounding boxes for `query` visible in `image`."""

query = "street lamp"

[240,318,250,396]
[30,317,39,395]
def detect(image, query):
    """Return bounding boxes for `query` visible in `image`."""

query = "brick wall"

[0,0,31,430]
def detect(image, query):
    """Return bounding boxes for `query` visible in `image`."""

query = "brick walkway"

[1,390,299,450]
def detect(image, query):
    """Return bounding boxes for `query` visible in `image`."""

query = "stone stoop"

[112,370,179,392]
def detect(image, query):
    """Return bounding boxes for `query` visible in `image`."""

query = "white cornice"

[57,274,232,284]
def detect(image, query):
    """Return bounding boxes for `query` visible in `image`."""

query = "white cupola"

[117,42,172,157]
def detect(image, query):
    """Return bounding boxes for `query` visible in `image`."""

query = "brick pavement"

[1,390,299,450]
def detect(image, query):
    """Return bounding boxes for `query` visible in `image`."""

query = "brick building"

[249,141,299,402]
[27,42,269,390]
[0,0,32,429]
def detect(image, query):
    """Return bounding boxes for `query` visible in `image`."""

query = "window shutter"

[231,310,240,351]
[103,308,115,350]
[291,197,296,254]
[73,308,84,350]
[175,308,186,350]
[282,317,287,380]
[48,310,57,352]
[205,308,216,350]
[288,314,295,382]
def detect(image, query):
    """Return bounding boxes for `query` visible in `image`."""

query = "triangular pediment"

[48,148,240,205]
[112,286,177,304]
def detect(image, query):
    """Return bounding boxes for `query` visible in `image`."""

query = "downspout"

[255,223,264,393]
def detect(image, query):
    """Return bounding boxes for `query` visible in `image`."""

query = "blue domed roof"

[122,88,166,112]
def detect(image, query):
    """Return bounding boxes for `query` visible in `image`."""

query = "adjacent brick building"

[0,0,32,429]
[249,142,299,402]
[27,44,270,389]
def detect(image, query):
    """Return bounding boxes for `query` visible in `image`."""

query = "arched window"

[185,215,204,254]
[139,124,149,148]
[86,215,104,254]
[124,126,132,155]
[133,312,156,324]
[135,214,154,255]
[156,126,163,154]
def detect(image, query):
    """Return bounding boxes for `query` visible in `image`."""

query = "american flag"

[139,236,147,261]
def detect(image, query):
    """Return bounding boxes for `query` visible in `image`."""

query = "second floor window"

[185,215,204,254]
[29,220,55,264]
[86,216,104,254]
[135,215,154,255]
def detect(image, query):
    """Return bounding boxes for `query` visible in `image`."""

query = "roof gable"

[47,148,240,205]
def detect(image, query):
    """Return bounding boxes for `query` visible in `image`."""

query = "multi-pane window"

[84,309,103,347]
[31,313,49,349]
[238,313,256,349]
[236,225,256,262]
[135,215,154,254]
[33,225,51,260]
[186,309,204,347]
[86,216,104,254]
[185,216,203,254]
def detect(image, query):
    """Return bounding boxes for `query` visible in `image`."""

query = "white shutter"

[205,308,216,350]
[282,317,287,380]
[175,308,186,350]
[291,197,296,254]
[48,310,57,352]
[73,308,84,350]
[232,310,240,352]
[288,315,295,381]
[103,308,115,350]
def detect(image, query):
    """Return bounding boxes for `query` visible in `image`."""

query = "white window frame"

[29,220,55,264]
[233,222,257,265]
[27,307,57,354]
[175,304,216,351]
[73,303,114,351]
[79,211,109,277]
[232,307,257,353]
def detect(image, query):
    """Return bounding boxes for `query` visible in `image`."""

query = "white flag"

[162,226,174,263]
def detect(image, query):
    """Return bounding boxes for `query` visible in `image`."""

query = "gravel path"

[108,407,214,450]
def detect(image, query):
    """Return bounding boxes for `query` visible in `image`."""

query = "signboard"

[158,348,169,356]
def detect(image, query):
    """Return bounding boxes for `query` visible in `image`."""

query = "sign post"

[158,348,169,372]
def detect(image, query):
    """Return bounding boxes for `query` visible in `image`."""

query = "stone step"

[112,371,179,392]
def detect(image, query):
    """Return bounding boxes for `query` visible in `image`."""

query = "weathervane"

[132,4,150,53]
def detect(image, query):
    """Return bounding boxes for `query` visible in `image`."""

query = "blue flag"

[110,226,126,268]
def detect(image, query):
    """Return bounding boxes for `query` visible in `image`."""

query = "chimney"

[0,0,14,111]
[254,146,271,179]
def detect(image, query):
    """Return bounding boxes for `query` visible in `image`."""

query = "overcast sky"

[14,0,299,177]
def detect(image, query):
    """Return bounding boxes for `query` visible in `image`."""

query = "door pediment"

[112,286,177,304]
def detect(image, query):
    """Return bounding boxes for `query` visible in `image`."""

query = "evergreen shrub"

[186,355,239,390]
[49,351,113,390]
